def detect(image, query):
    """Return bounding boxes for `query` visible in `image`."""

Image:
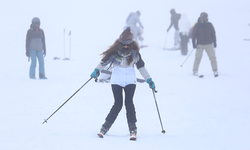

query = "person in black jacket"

[26,17,47,79]
[167,9,181,49]
[192,12,218,77]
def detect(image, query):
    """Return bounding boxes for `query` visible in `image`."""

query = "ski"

[53,57,70,60]
[198,75,204,78]
[53,57,60,60]
[140,45,148,48]
[194,73,204,78]
[243,39,250,41]
[97,133,104,138]
[163,48,180,51]
[100,70,145,83]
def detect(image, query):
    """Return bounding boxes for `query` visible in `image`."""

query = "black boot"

[100,121,112,135]
[128,123,137,140]
[128,123,137,134]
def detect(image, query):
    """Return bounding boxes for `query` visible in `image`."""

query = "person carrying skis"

[125,11,144,47]
[192,12,218,77]
[167,8,181,49]
[25,17,47,79]
[90,27,155,140]
[179,14,191,55]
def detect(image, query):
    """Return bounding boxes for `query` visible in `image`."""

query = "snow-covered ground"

[1,0,250,150]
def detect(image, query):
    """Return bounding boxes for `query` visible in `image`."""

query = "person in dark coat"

[192,12,218,77]
[167,9,181,49]
[26,17,47,79]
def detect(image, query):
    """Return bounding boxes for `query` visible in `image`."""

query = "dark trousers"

[180,33,190,55]
[105,84,137,124]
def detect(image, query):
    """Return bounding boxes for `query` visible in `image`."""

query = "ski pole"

[180,48,195,67]
[69,31,71,59]
[163,32,168,49]
[63,29,66,59]
[152,89,166,134]
[42,77,97,124]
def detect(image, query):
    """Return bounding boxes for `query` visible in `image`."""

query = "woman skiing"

[90,27,155,140]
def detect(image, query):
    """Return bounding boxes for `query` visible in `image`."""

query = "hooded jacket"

[26,24,46,52]
[126,12,143,28]
[95,49,151,87]
[192,18,216,45]
[179,14,191,33]
[167,9,181,31]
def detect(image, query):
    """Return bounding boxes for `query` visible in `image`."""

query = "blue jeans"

[29,50,46,78]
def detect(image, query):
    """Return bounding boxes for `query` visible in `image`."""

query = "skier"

[90,27,155,140]
[25,17,47,79]
[124,11,144,47]
[167,9,181,49]
[192,12,218,77]
[179,14,191,55]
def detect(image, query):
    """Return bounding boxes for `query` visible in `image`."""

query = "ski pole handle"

[152,88,158,93]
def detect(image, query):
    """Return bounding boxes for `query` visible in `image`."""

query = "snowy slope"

[1,0,250,150]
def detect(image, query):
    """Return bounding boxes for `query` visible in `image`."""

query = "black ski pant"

[180,33,190,55]
[105,84,137,124]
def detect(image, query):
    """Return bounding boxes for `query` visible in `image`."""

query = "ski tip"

[53,57,60,60]
[199,75,204,78]
[140,45,148,48]
[130,137,137,141]
[42,119,48,124]
[97,133,104,138]
[63,58,70,60]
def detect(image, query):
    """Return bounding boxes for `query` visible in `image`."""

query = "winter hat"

[32,17,40,25]
[200,12,208,22]
[170,9,176,15]
[119,27,133,45]
[136,11,141,16]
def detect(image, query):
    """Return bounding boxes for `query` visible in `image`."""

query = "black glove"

[214,43,217,48]
[193,44,197,49]
[26,51,30,57]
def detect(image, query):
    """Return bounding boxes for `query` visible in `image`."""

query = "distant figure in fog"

[167,9,181,50]
[192,12,218,77]
[179,14,191,55]
[25,17,47,79]
[125,11,144,47]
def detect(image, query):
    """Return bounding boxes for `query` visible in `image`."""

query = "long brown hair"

[101,39,140,65]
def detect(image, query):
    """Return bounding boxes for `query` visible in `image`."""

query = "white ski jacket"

[95,50,151,87]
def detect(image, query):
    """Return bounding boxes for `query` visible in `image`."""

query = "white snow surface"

[1,0,250,150]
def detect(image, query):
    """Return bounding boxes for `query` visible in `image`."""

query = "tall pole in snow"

[69,31,71,59]
[63,29,66,59]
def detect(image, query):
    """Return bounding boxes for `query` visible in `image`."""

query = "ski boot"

[128,123,137,141]
[214,71,219,77]
[97,121,112,138]
[193,71,198,76]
